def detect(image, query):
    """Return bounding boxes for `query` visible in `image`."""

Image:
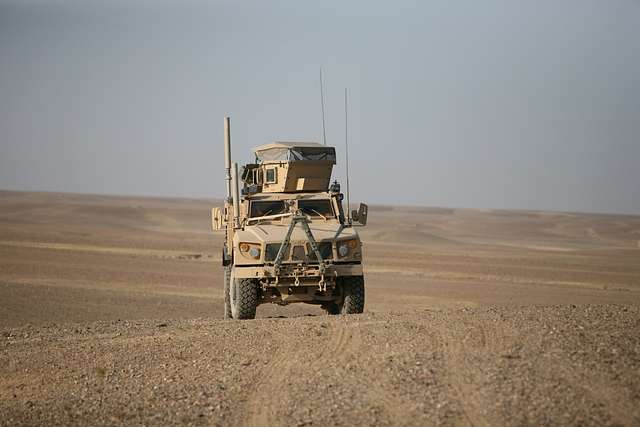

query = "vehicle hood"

[236,222,358,244]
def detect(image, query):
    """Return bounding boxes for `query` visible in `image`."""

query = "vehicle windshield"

[298,199,334,218]
[250,200,287,217]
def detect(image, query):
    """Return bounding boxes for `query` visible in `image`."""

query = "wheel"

[230,276,258,320]
[223,266,232,319]
[339,276,365,315]
[322,302,340,315]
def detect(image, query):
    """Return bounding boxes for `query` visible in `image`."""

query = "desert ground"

[1,190,639,426]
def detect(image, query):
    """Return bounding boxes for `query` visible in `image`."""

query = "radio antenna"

[319,68,327,145]
[344,87,351,224]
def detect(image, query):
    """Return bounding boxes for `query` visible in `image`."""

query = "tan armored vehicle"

[212,117,368,319]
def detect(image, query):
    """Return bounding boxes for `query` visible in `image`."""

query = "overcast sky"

[1,1,639,214]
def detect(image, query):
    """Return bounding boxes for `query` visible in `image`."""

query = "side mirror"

[211,207,225,231]
[351,203,368,226]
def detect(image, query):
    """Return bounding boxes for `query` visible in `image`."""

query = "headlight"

[249,247,260,259]
[338,243,349,257]
[239,242,261,260]
[337,239,359,258]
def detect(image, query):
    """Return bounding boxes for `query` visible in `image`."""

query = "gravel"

[1,305,639,426]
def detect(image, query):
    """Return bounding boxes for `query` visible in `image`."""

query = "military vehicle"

[212,117,368,319]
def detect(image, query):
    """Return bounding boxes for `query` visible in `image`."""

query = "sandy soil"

[1,190,639,426]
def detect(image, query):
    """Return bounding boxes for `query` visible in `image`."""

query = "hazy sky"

[1,1,639,214]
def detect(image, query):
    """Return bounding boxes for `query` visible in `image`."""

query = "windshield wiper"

[247,211,292,224]
[252,209,273,224]
[307,208,327,221]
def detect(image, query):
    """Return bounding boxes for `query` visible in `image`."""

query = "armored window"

[255,169,263,185]
[255,146,336,163]
[298,199,334,218]
[265,243,290,262]
[265,168,277,184]
[249,200,286,218]
[289,147,336,162]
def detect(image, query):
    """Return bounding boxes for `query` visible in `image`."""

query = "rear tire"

[340,276,365,315]
[230,278,258,320]
[223,267,232,319]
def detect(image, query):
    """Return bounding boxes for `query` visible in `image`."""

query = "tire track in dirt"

[349,324,415,425]
[244,319,359,427]
[436,317,493,427]
[332,317,434,426]
[244,338,291,427]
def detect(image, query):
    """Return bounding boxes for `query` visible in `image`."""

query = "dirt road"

[1,191,639,425]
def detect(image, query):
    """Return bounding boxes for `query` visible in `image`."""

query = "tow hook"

[318,274,327,292]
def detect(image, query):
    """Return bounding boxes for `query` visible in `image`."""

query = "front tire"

[339,276,365,314]
[230,278,258,320]
[223,267,232,319]
[322,302,340,315]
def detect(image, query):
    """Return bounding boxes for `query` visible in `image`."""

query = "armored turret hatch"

[245,142,336,193]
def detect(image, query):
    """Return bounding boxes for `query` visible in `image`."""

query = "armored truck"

[212,117,368,319]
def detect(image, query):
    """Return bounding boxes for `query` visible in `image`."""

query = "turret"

[241,142,336,194]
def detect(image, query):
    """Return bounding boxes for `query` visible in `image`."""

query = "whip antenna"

[344,87,351,224]
[320,68,327,145]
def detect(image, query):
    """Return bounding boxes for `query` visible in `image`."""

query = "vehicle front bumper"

[233,262,363,280]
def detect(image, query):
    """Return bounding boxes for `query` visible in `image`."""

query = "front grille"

[292,245,306,261]
[265,241,333,263]
[265,243,290,262]
[307,242,333,260]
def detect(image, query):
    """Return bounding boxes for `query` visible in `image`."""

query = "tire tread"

[233,278,258,319]
[340,276,365,315]
[223,267,232,319]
